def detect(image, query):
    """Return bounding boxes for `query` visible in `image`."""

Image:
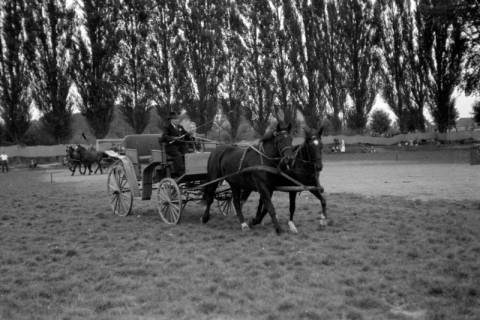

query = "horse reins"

[237,129,293,171]
[291,137,322,170]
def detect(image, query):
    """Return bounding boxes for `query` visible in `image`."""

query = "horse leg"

[232,188,249,231]
[249,197,265,227]
[95,160,102,174]
[256,184,282,234]
[239,189,251,209]
[288,191,298,233]
[201,182,218,224]
[310,189,328,227]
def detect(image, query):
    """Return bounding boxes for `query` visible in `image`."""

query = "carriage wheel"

[107,162,133,217]
[215,182,236,216]
[155,178,183,225]
[217,196,235,216]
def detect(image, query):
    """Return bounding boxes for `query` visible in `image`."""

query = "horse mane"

[260,131,274,142]
[260,122,292,142]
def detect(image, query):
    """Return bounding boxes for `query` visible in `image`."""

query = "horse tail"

[203,146,231,199]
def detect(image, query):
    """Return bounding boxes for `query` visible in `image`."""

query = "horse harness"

[237,129,293,172]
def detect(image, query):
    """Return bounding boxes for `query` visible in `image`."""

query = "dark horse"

[249,127,328,233]
[75,144,107,175]
[66,145,84,176]
[202,122,295,234]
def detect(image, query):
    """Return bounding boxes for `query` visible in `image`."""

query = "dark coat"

[161,122,189,145]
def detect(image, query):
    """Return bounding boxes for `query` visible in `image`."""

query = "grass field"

[0,158,479,319]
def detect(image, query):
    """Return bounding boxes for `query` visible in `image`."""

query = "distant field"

[324,145,472,163]
[0,162,479,319]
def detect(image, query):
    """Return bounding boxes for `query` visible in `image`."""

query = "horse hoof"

[201,216,209,224]
[319,218,327,228]
[288,221,298,234]
[248,218,257,227]
[275,227,283,235]
[241,222,249,231]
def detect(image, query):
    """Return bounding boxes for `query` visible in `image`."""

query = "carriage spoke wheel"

[217,189,235,216]
[107,162,133,217]
[155,178,183,225]
[215,182,236,216]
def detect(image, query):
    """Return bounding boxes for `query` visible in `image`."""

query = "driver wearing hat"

[160,111,190,176]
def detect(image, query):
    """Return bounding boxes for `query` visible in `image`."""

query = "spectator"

[29,159,38,169]
[0,153,8,172]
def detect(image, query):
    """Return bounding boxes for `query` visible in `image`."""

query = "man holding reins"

[160,111,192,176]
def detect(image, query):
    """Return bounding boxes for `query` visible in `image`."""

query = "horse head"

[303,127,324,172]
[261,122,295,166]
[66,145,75,157]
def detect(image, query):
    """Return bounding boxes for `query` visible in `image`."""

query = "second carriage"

[106,134,235,224]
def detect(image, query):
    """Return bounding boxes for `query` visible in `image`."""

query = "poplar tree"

[24,0,75,142]
[340,0,380,133]
[117,0,154,134]
[70,0,122,138]
[0,0,31,143]
[419,0,466,132]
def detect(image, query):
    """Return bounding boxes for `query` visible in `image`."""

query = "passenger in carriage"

[160,111,192,176]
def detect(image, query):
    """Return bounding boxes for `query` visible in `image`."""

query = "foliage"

[321,1,348,131]
[375,0,427,133]
[243,1,276,135]
[341,0,380,133]
[457,0,480,95]
[117,0,155,134]
[370,109,391,134]
[220,1,250,140]
[24,0,75,143]
[148,0,181,127]
[473,100,480,124]
[418,0,466,133]
[1,0,477,142]
[70,0,122,138]
[286,0,328,130]
[21,119,56,145]
[0,0,32,143]
[173,1,228,134]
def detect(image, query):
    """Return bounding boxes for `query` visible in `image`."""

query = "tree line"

[0,0,479,144]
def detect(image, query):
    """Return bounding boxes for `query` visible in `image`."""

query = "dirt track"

[46,159,480,202]
[322,160,479,201]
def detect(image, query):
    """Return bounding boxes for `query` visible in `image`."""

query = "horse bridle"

[292,135,323,171]
[273,129,294,159]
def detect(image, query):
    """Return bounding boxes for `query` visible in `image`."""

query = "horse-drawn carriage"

[106,125,328,233]
[105,134,235,224]
[65,144,113,175]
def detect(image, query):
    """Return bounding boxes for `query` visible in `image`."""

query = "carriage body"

[106,134,234,223]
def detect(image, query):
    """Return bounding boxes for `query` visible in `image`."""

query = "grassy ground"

[0,168,479,320]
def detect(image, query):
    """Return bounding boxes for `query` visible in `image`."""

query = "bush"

[21,121,56,145]
[473,101,480,125]
[370,109,391,135]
